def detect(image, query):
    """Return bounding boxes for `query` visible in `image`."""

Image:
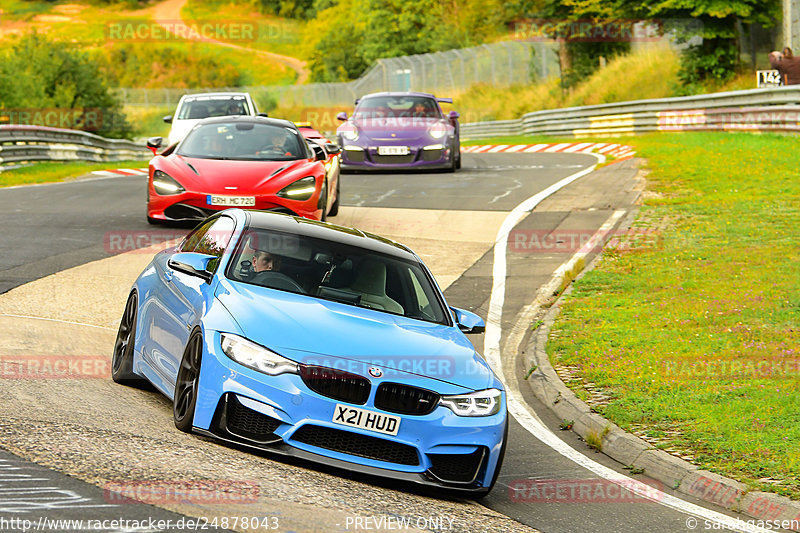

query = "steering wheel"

[252,271,306,294]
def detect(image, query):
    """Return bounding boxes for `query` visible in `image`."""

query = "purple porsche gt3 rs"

[335,92,461,172]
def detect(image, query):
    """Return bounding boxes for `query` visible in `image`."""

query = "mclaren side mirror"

[163,115,173,124]
[336,112,347,121]
[146,136,163,155]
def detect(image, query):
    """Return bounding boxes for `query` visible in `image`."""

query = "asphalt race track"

[0,153,768,533]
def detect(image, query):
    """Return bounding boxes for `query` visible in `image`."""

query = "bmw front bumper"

[193,331,507,492]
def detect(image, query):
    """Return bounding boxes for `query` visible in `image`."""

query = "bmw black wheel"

[173,330,203,433]
[111,291,144,385]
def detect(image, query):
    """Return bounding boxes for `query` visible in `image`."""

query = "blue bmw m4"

[112,209,507,495]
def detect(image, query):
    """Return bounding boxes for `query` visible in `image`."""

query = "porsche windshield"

[227,228,449,325]
[354,96,441,119]
[178,123,306,161]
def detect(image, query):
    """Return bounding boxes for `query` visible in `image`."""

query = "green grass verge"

[535,132,799,498]
[0,160,150,188]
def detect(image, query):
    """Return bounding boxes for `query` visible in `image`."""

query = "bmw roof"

[243,210,418,261]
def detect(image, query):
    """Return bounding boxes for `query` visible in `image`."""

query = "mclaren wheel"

[328,179,340,217]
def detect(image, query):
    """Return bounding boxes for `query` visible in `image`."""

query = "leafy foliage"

[0,32,131,138]
[258,0,315,18]
[96,44,244,89]
[303,0,509,81]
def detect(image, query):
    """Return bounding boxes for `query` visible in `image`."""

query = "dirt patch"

[53,4,86,15]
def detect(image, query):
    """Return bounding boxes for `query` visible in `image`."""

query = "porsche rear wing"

[436,97,453,104]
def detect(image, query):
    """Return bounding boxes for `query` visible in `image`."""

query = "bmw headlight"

[152,170,185,195]
[429,122,447,139]
[277,176,317,201]
[340,123,359,141]
[440,388,502,417]
[220,333,298,376]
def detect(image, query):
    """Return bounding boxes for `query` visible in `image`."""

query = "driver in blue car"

[253,250,281,273]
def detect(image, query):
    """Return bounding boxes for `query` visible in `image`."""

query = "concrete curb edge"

[519,211,800,530]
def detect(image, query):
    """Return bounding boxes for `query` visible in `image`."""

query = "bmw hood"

[215,279,496,391]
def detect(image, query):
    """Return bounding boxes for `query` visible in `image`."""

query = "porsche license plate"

[332,404,401,436]
[207,195,256,207]
[377,146,409,156]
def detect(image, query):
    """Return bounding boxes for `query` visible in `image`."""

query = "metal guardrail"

[460,86,800,139]
[0,125,149,166]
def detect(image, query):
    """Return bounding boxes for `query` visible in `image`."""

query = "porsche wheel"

[112,291,144,385]
[174,330,203,433]
[446,150,457,173]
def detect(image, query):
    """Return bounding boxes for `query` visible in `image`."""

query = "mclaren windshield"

[178,122,307,161]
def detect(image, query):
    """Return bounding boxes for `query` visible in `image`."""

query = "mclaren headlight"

[429,122,447,139]
[152,170,185,195]
[277,176,317,201]
[220,333,298,376]
[439,388,502,417]
[339,123,359,141]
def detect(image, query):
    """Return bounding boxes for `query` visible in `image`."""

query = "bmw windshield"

[227,228,450,325]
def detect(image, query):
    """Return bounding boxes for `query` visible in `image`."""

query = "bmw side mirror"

[168,252,216,282]
[163,115,173,124]
[325,143,341,155]
[257,112,269,117]
[146,136,163,155]
[336,112,347,121]
[451,307,486,334]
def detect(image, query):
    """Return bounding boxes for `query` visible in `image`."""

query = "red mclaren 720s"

[146,116,341,225]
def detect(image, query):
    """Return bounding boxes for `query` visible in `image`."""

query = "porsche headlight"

[429,122,447,139]
[220,333,298,376]
[339,123,359,141]
[277,176,317,201]
[152,170,185,195]
[439,388,502,417]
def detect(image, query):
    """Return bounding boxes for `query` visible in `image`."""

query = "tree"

[0,32,132,138]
